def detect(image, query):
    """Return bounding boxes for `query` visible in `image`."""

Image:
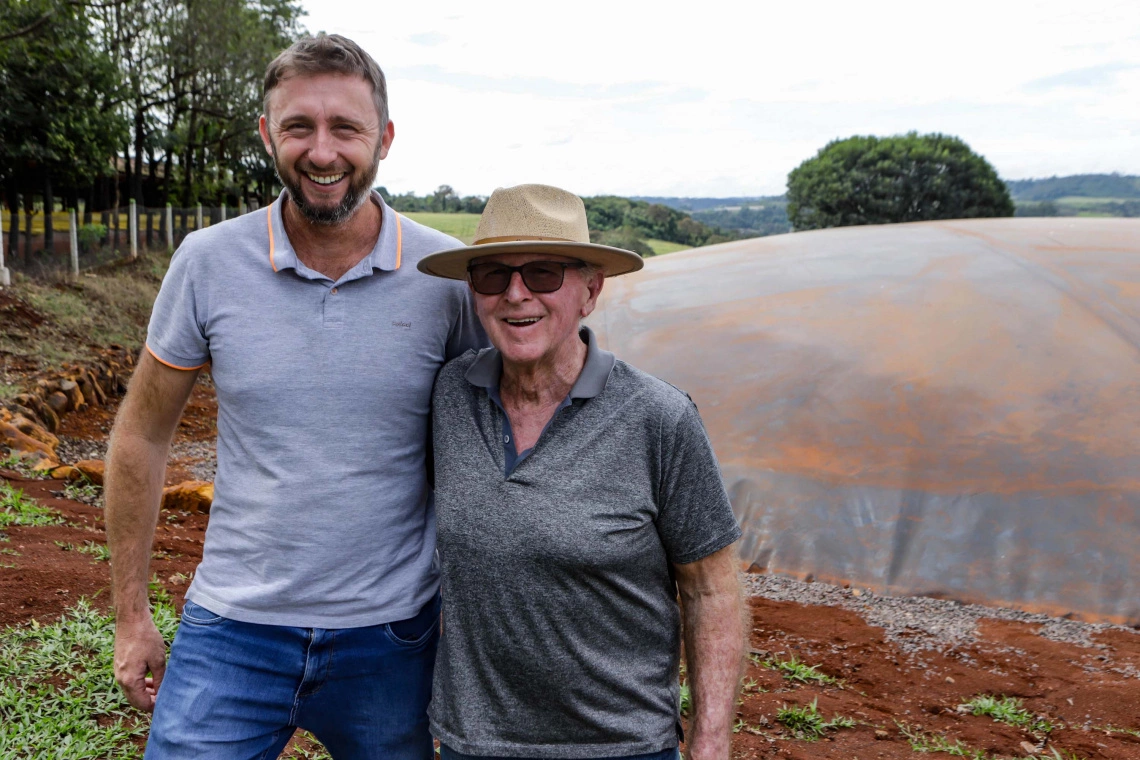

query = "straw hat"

[417,184,645,280]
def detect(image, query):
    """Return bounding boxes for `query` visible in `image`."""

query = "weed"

[0,548,18,555]
[0,383,19,401]
[741,676,766,693]
[1093,724,1140,739]
[679,680,691,717]
[776,698,855,741]
[962,694,1053,733]
[897,722,988,758]
[167,570,194,584]
[63,479,102,504]
[1028,749,1086,760]
[733,717,747,734]
[54,540,75,551]
[764,654,837,685]
[0,597,179,757]
[0,482,65,528]
[79,540,111,562]
[0,453,45,479]
[282,731,332,759]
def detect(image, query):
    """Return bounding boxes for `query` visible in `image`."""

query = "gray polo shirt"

[146,190,485,627]
[429,328,741,758]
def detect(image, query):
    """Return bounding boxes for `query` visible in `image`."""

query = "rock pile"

[0,347,214,514]
[0,346,134,471]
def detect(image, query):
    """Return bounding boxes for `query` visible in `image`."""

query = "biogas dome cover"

[590,218,1140,626]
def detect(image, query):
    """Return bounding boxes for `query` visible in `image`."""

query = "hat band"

[474,234,583,245]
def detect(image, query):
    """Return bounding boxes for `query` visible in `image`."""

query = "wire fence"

[1,200,265,280]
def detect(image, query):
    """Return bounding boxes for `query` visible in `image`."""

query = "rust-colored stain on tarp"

[590,218,1140,625]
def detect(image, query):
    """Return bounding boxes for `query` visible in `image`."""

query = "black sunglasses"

[466,261,586,295]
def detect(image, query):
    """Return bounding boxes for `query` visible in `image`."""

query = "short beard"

[270,139,382,226]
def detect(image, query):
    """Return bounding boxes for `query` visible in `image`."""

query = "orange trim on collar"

[146,344,208,371]
[394,212,403,270]
[267,202,277,272]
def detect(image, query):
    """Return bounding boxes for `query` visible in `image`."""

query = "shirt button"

[331,287,338,294]
[503,435,510,443]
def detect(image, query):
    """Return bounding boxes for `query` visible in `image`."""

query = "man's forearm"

[105,429,169,622]
[678,548,747,758]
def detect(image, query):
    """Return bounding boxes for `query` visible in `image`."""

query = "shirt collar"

[267,189,403,279]
[465,325,617,400]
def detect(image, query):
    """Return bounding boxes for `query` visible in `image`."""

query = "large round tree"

[786,132,1014,230]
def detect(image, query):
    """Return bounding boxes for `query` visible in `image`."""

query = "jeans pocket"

[180,599,226,626]
[385,593,441,646]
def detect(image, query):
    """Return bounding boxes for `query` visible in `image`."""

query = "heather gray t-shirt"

[146,190,485,627]
[429,328,741,758]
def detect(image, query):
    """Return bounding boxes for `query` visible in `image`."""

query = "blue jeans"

[439,746,680,760]
[145,593,441,760]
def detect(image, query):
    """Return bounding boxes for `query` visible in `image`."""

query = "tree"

[786,132,1014,231]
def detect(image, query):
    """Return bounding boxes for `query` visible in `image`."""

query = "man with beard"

[105,34,485,759]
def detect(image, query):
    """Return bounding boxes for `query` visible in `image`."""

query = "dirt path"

[2,384,1139,759]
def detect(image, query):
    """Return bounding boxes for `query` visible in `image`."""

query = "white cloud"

[302,0,1140,196]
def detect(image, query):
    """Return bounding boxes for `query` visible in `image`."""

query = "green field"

[646,239,692,255]
[402,212,480,244]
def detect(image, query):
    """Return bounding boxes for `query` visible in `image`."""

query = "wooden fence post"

[196,204,203,230]
[166,204,174,252]
[0,217,9,286]
[129,199,138,260]
[220,203,227,222]
[69,209,79,277]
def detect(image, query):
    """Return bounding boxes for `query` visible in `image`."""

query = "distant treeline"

[632,196,785,212]
[379,186,736,254]
[1014,199,1140,218]
[379,185,487,214]
[1005,174,1140,201]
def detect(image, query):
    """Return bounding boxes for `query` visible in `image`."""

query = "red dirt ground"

[3,383,1140,759]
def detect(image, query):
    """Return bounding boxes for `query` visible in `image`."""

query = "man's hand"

[105,351,198,711]
[113,615,168,712]
[674,542,746,760]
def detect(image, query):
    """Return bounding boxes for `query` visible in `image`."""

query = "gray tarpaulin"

[590,218,1140,625]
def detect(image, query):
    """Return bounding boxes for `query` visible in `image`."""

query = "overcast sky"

[300,0,1140,198]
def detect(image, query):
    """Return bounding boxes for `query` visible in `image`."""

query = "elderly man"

[105,34,484,758]
[418,184,745,760]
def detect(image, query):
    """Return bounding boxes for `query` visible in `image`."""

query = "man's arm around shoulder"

[674,542,747,760]
[105,351,199,712]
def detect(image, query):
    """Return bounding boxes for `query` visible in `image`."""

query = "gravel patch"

[745,573,1139,662]
[169,440,216,482]
[55,436,108,465]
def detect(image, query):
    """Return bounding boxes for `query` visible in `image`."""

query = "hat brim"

[417,240,645,280]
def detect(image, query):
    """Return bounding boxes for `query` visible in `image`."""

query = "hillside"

[1005,174,1140,201]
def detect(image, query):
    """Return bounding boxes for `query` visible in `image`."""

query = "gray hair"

[263,34,389,129]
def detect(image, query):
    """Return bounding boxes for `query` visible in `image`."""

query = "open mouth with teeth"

[304,171,346,186]
[504,316,543,326]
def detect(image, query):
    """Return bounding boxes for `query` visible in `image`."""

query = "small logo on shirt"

[392,321,412,328]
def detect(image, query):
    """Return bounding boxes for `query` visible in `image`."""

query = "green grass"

[0,596,180,758]
[961,694,1053,733]
[63,479,102,505]
[0,383,20,401]
[0,252,167,369]
[0,482,65,529]
[775,698,855,741]
[758,654,838,685]
[897,722,989,758]
[79,541,112,562]
[645,239,692,255]
[403,212,481,245]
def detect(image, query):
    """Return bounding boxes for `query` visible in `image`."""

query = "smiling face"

[471,252,605,371]
[259,72,394,226]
